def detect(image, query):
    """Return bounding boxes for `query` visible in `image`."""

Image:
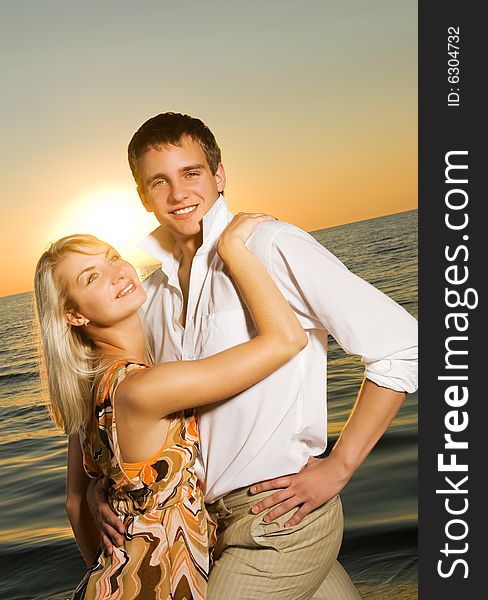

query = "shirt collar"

[137,194,234,279]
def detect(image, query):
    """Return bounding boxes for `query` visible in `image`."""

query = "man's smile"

[170,204,198,218]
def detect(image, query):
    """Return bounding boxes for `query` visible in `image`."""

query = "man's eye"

[153,179,166,187]
[186,171,199,178]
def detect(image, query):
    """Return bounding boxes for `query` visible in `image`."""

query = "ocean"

[0,210,418,600]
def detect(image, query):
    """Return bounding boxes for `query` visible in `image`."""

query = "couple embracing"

[35,112,417,599]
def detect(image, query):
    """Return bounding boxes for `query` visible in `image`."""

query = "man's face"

[137,135,226,242]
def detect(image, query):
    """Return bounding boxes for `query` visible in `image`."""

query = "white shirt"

[140,196,418,503]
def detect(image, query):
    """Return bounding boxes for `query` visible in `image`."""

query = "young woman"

[34,213,307,600]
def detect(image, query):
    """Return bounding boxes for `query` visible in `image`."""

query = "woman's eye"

[87,273,98,284]
[110,254,120,264]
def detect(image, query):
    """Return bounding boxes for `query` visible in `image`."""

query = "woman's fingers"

[221,213,277,245]
[236,212,276,221]
[217,212,278,259]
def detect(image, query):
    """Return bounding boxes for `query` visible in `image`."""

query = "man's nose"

[169,181,189,202]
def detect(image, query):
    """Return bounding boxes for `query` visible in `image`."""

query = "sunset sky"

[0,1,417,297]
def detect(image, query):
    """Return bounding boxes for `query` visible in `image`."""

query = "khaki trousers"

[206,487,361,599]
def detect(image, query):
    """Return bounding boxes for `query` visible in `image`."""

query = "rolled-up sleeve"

[260,223,418,394]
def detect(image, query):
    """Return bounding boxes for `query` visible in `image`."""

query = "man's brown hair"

[128,112,222,187]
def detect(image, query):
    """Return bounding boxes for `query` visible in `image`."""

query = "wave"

[0,370,38,385]
[0,403,46,422]
[340,524,417,592]
[1,538,84,600]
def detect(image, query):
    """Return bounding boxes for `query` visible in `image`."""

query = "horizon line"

[1,207,418,300]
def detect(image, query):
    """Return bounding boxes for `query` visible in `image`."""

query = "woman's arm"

[66,434,100,566]
[120,213,308,418]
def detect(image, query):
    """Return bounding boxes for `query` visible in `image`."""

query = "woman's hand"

[218,213,276,258]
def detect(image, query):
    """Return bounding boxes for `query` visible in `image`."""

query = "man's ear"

[66,310,89,327]
[214,163,226,194]
[137,186,153,213]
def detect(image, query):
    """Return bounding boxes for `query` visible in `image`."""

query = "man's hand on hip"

[249,381,406,527]
[249,454,351,527]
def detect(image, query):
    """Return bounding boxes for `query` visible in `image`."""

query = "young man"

[89,112,418,599]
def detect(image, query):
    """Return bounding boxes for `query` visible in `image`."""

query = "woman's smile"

[115,281,137,299]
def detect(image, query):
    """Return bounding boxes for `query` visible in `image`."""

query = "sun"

[49,186,159,268]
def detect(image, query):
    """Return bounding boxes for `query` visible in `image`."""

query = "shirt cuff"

[364,353,418,394]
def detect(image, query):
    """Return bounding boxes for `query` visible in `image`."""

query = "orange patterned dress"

[72,361,214,600]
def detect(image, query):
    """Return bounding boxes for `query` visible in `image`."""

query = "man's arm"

[85,477,125,554]
[248,223,417,523]
[249,222,418,393]
[66,435,102,565]
[250,379,405,524]
[70,439,126,556]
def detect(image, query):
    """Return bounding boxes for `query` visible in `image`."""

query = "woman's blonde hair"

[35,234,119,435]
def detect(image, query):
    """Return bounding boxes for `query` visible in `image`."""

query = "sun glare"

[50,186,159,267]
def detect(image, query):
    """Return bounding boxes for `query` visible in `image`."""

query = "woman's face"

[55,244,147,328]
